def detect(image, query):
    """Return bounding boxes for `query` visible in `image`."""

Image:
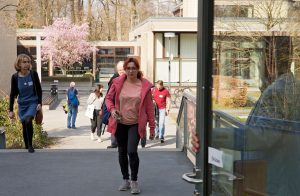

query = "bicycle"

[170,80,194,108]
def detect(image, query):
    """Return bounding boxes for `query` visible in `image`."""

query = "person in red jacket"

[105,57,155,194]
[152,80,170,143]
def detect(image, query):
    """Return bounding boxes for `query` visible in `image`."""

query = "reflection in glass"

[187,99,196,150]
[211,1,300,195]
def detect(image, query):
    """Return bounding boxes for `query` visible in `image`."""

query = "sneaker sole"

[131,190,141,194]
[119,187,130,191]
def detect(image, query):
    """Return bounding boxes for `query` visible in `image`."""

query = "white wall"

[0,0,17,95]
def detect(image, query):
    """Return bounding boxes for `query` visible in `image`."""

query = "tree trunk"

[69,0,76,23]
[115,1,122,41]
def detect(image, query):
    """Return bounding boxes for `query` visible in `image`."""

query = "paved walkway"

[0,92,195,196]
[0,150,194,196]
[43,94,178,149]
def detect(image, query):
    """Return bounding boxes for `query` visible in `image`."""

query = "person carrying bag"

[87,84,104,142]
[8,54,42,153]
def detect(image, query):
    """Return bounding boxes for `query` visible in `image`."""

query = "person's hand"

[8,111,15,120]
[149,132,155,140]
[191,130,200,153]
[36,104,42,111]
[111,109,121,120]
[165,109,170,116]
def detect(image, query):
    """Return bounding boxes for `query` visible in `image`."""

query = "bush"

[0,94,52,149]
[212,75,248,107]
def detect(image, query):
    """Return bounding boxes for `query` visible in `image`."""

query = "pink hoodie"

[105,74,155,138]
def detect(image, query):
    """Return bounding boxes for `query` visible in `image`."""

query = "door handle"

[212,171,243,181]
[182,167,203,184]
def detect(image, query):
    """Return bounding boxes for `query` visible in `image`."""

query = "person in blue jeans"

[67,82,79,129]
[152,80,170,143]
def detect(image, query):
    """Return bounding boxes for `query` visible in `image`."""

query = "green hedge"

[0,95,52,149]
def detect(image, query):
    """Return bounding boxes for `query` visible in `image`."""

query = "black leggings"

[21,116,34,149]
[115,123,140,181]
[90,109,102,136]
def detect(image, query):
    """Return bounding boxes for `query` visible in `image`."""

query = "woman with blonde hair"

[106,57,155,194]
[9,54,42,153]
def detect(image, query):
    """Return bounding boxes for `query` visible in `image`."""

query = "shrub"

[0,94,51,149]
[212,75,248,107]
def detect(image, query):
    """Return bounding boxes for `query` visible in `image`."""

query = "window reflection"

[211,2,300,195]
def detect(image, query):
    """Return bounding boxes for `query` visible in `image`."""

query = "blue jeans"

[67,104,78,128]
[156,109,166,139]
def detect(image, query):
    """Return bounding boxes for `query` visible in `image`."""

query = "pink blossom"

[42,18,95,69]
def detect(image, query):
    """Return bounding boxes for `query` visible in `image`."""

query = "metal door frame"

[196,0,214,195]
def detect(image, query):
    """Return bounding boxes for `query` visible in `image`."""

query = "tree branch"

[0,4,17,11]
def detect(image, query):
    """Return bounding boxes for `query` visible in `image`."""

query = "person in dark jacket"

[9,54,42,153]
[106,61,124,148]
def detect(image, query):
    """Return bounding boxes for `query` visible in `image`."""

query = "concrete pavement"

[0,92,195,196]
[0,150,194,196]
[43,94,178,149]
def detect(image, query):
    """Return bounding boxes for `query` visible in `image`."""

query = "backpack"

[101,100,110,125]
[68,88,79,107]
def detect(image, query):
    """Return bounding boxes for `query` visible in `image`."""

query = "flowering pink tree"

[42,18,94,73]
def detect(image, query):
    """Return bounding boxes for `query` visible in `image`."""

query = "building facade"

[130,0,300,88]
[0,0,17,95]
[17,29,138,80]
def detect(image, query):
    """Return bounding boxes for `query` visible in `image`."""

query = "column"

[36,35,42,81]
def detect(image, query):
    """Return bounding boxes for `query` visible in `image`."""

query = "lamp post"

[164,32,175,90]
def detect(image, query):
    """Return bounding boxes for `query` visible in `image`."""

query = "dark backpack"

[68,89,79,107]
[101,100,110,125]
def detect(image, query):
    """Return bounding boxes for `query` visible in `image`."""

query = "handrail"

[213,110,245,128]
[176,92,245,152]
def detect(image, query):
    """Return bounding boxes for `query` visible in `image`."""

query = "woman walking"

[8,54,42,153]
[87,84,104,142]
[105,57,155,194]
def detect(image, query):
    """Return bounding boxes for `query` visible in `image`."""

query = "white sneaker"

[97,137,102,143]
[131,181,141,194]
[90,133,95,140]
[119,179,130,191]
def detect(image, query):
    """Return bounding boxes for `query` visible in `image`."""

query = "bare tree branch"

[0,4,17,11]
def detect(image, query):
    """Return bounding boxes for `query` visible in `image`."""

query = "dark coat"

[9,70,42,112]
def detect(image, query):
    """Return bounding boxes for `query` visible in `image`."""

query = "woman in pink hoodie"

[105,57,155,194]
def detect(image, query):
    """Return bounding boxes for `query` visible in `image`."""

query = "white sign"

[208,147,224,168]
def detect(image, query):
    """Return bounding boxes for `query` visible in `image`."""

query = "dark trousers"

[115,123,140,181]
[21,116,34,149]
[90,109,102,136]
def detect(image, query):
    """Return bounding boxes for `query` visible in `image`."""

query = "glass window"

[215,5,253,18]
[115,48,131,55]
[98,48,114,55]
[210,1,300,195]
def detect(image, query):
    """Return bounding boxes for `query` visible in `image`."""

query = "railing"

[213,110,245,128]
[176,92,244,155]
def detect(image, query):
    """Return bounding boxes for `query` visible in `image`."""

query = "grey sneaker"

[119,180,130,191]
[131,181,141,194]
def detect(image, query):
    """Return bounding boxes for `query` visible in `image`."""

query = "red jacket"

[105,74,155,138]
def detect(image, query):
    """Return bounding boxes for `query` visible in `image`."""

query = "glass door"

[209,0,300,195]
